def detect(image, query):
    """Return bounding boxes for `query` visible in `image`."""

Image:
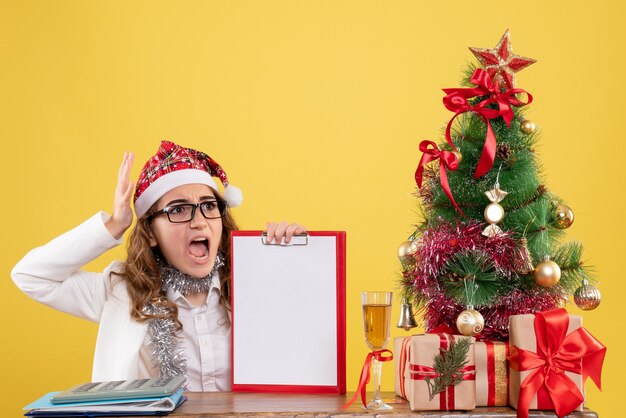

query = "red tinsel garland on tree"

[406,219,562,340]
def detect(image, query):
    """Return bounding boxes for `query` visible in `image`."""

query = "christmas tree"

[399,30,601,341]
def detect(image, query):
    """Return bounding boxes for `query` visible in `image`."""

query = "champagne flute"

[361,291,392,410]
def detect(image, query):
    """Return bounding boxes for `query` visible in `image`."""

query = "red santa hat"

[133,140,243,218]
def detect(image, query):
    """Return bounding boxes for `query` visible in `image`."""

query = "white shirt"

[140,279,232,392]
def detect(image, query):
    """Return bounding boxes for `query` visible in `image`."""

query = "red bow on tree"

[415,140,464,217]
[442,68,532,179]
[508,308,606,418]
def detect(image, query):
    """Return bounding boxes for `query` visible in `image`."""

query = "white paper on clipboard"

[231,230,346,393]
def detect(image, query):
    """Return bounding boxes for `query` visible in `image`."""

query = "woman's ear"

[147,226,158,248]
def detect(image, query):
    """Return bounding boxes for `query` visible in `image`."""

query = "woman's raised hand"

[105,152,135,239]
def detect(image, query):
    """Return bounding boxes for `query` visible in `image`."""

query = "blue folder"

[24,387,185,417]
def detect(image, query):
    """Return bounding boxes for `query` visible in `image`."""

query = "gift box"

[508,308,606,418]
[475,341,509,406]
[405,333,476,411]
[393,336,413,400]
[394,325,460,400]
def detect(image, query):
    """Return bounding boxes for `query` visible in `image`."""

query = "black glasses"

[149,200,226,223]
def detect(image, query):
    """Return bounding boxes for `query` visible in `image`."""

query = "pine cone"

[496,144,512,161]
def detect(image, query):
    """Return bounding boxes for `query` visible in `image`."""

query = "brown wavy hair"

[118,191,238,330]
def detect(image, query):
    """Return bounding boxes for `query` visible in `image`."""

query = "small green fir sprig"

[425,337,472,401]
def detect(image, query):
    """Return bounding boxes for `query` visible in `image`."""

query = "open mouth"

[188,238,210,261]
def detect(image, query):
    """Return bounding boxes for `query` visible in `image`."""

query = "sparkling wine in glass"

[361,291,392,410]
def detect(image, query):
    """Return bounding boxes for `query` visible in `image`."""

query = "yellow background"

[1,1,623,416]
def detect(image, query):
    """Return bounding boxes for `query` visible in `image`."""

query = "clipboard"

[230,230,346,394]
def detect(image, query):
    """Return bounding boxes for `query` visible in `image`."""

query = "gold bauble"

[453,151,463,164]
[534,257,561,288]
[554,204,575,229]
[398,240,418,264]
[574,279,601,310]
[520,119,536,134]
[484,203,505,224]
[456,309,485,337]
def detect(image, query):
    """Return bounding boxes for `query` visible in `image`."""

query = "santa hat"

[134,140,243,218]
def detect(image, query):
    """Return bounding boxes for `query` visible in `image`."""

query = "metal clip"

[261,232,309,246]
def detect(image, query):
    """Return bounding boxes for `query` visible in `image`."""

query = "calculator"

[49,375,186,404]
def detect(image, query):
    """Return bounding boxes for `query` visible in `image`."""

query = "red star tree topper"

[469,29,536,90]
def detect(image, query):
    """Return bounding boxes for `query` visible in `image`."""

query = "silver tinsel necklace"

[143,252,224,378]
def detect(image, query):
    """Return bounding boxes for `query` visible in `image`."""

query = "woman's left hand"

[265,222,306,244]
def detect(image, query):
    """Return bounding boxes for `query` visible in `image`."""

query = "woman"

[12,140,304,391]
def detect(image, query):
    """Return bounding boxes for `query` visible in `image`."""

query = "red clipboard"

[230,231,346,394]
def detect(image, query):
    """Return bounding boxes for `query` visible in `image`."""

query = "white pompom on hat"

[133,140,243,218]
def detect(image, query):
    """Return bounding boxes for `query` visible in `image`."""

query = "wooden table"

[161,392,598,417]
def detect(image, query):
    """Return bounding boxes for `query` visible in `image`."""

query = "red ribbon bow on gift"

[414,140,464,217]
[341,349,393,409]
[442,68,533,179]
[508,308,606,418]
